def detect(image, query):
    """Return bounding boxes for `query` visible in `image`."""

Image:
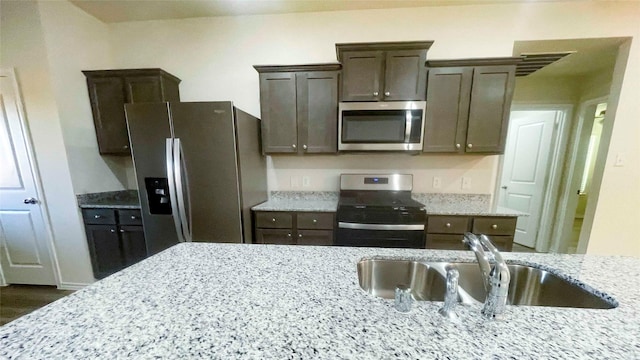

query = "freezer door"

[125,102,180,254]
[170,102,244,243]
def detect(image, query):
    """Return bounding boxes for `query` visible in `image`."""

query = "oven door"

[338,101,425,151]
[335,222,425,248]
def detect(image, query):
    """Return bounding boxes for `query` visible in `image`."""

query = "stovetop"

[337,190,425,210]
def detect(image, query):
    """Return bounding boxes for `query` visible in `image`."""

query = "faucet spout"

[462,233,511,319]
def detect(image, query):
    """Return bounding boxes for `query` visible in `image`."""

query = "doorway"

[0,69,59,285]
[496,106,571,251]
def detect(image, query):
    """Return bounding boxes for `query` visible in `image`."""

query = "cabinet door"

[465,65,516,153]
[255,229,295,245]
[340,50,384,101]
[86,77,129,154]
[258,72,298,153]
[296,71,338,154]
[119,225,147,266]
[423,67,472,153]
[125,76,164,103]
[384,50,427,101]
[85,225,124,279]
[296,230,333,246]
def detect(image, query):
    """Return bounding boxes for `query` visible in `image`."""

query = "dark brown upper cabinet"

[423,58,521,154]
[255,64,340,155]
[336,41,433,102]
[83,69,181,155]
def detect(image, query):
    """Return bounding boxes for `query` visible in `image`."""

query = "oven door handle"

[338,222,425,231]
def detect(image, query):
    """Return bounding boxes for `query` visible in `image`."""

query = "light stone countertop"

[76,190,141,209]
[1,243,638,359]
[252,192,527,217]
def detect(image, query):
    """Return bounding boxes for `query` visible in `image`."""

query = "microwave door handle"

[166,138,185,242]
[404,110,412,143]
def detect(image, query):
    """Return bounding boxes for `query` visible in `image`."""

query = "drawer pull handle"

[312,219,317,224]
[94,215,102,219]
[445,223,451,228]
[491,224,498,229]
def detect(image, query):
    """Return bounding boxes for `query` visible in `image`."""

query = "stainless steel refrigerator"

[125,101,267,255]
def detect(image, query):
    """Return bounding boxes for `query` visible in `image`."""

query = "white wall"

[38,1,132,194]
[0,0,95,286]
[107,1,640,257]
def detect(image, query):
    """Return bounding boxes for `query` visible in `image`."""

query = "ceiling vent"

[516,52,575,76]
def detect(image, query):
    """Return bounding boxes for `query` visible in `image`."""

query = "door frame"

[0,68,61,287]
[550,96,608,253]
[494,104,573,251]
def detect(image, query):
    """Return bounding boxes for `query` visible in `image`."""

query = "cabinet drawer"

[297,230,334,246]
[425,234,467,250]
[472,217,516,235]
[297,213,334,230]
[426,216,470,234]
[255,212,293,229]
[255,229,295,245]
[118,209,143,225]
[82,208,116,225]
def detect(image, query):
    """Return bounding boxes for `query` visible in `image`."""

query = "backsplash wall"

[267,154,499,194]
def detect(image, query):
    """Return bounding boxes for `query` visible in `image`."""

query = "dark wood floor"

[0,285,74,326]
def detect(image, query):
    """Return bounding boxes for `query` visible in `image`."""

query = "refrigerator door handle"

[166,138,185,242]
[173,138,192,242]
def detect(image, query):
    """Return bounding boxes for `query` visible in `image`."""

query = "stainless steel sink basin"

[357,259,617,309]
[357,259,446,301]
[439,262,617,309]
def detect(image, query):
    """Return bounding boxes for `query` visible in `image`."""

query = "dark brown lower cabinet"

[253,211,334,246]
[82,208,147,279]
[425,215,515,252]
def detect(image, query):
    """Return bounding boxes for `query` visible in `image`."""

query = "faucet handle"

[439,267,459,319]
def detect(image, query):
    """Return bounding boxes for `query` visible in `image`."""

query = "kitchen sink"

[431,262,617,309]
[357,259,446,301]
[357,259,617,309]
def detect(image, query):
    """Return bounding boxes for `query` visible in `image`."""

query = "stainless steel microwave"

[338,101,426,151]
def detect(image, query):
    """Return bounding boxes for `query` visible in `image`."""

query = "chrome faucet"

[462,233,511,319]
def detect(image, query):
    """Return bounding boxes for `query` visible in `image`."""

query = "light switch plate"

[302,176,310,187]
[614,152,625,167]
[290,176,300,188]
[432,177,441,189]
[461,177,471,190]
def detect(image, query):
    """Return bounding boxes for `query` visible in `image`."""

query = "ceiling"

[513,37,625,77]
[69,1,622,77]
[70,0,575,23]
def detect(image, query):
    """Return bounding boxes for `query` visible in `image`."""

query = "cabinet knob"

[120,229,126,233]
[272,218,276,222]
[455,144,461,149]
[123,145,129,149]
[445,223,451,228]
[298,233,302,238]
[131,215,137,220]
[384,91,390,96]
[467,144,473,149]
[302,144,308,150]
[312,219,317,224]
[287,233,292,237]
[94,215,102,219]
[110,229,116,233]
[373,91,379,96]
[292,144,297,149]
[491,224,498,229]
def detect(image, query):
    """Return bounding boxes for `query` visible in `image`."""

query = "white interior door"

[0,69,57,285]
[498,110,556,248]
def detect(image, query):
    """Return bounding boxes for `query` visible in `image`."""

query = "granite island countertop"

[77,190,141,209]
[1,243,638,359]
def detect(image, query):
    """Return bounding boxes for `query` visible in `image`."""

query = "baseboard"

[57,282,91,291]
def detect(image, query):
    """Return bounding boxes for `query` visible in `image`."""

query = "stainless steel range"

[335,174,426,248]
